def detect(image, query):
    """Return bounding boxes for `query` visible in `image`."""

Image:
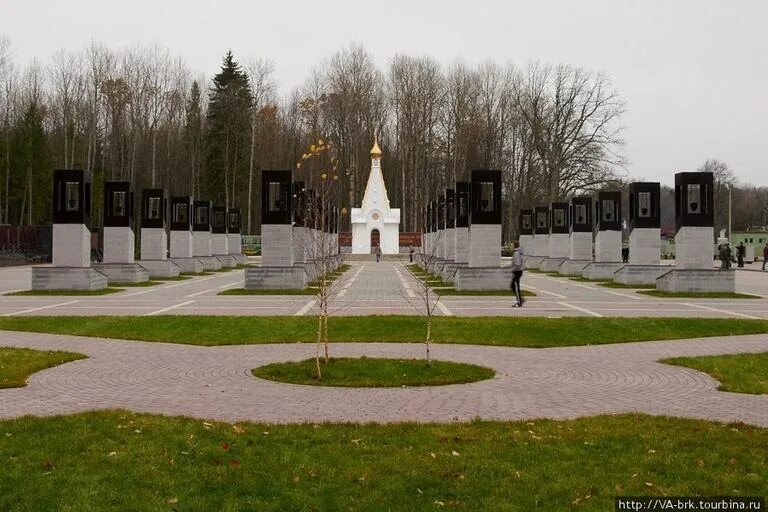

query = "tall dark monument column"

[454,182,470,264]
[32,170,108,290]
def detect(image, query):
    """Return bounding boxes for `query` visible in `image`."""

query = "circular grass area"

[252,357,495,387]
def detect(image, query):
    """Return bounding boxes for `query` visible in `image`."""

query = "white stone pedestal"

[595,230,622,262]
[455,267,512,290]
[53,224,90,267]
[582,262,626,280]
[548,234,570,259]
[193,231,212,257]
[675,226,715,270]
[211,233,234,268]
[569,232,592,260]
[531,235,549,257]
[629,228,660,265]
[454,228,469,264]
[656,268,735,293]
[170,231,193,258]
[141,228,167,261]
[103,227,135,264]
[263,224,294,267]
[228,233,246,265]
[444,228,455,262]
[519,234,533,255]
[468,224,501,268]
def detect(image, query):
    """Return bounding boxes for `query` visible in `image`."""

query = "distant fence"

[0,225,52,263]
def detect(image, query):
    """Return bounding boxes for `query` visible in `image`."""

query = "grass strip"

[151,275,192,282]
[1,316,767,348]
[111,281,163,288]
[662,352,768,394]
[638,291,761,299]
[0,347,85,388]
[0,412,765,511]
[253,357,495,387]
[6,288,123,296]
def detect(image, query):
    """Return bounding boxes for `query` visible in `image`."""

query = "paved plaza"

[0,329,767,425]
[1,261,767,318]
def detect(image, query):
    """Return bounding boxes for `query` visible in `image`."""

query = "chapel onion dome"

[370,139,382,159]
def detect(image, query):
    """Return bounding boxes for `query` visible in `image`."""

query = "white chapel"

[351,139,400,254]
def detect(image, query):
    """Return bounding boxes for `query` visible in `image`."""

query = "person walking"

[510,241,524,307]
[763,243,768,271]
[724,243,733,269]
[374,244,382,263]
[737,242,745,268]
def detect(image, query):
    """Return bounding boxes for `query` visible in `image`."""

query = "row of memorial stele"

[31,169,245,291]
[244,170,342,290]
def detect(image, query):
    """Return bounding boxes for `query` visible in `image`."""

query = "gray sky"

[3,0,767,186]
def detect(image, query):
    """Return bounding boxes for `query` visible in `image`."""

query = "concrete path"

[1,263,768,318]
[1,330,767,425]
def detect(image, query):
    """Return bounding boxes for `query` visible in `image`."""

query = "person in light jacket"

[510,241,524,307]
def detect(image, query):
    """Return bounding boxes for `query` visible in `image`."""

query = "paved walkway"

[1,330,767,425]
[2,262,768,318]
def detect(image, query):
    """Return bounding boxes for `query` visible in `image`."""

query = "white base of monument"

[214,255,237,268]
[141,228,167,261]
[103,227,135,264]
[454,228,469,264]
[581,262,625,280]
[558,260,591,275]
[138,259,181,278]
[595,230,622,262]
[211,234,234,268]
[468,225,501,268]
[170,231,194,259]
[656,269,735,293]
[519,234,533,256]
[244,266,307,290]
[441,262,466,283]
[93,263,150,284]
[613,265,669,285]
[675,226,715,269]
[455,267,512,291]
[53,224,90,267]
[170,257,204,274]
[196,256,222,271]
[570,232,592,261]
[32,267,108,291]
[540,258,567,272]
[629,228,661,265]
[524,256,545,269]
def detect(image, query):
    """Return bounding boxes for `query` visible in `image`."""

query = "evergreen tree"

[204,51,252,207]
[10,102,50,225]
[184,80,203,197]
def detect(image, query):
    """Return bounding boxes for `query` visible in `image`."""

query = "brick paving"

[1,329,767,425]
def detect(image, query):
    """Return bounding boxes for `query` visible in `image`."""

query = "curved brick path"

[1,330,767,426]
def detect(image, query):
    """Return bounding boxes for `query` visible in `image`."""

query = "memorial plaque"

[550,202,569,234]
[261,170,292,224]
[675,172,714,228]
[595,191,622,231]
[141,189,166,229]
[570,196,592,233]
[193,200,211,231]
[53,170,92,226]
[519,209,534,236]
[104,182,134,228]
[629,182,661,230]
[470,170,502,224]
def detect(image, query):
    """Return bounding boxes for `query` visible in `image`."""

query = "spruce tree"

[204,51,252,207]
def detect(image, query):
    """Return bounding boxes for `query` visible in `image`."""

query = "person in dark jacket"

[763,243,768,271]
[736,242,745,268]
[510,242,524,307]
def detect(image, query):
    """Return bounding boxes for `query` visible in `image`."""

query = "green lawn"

[0,316,767,348]
[663,352,768,394]
[253,357,495,387]
[6,288,124,296]
[0,347,85,388]
[151,275,192,282]
[0,412,765,511]
[639,291,761,299]
[112,281,163,287]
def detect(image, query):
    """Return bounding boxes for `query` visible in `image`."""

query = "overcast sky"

[3,0,767,186]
